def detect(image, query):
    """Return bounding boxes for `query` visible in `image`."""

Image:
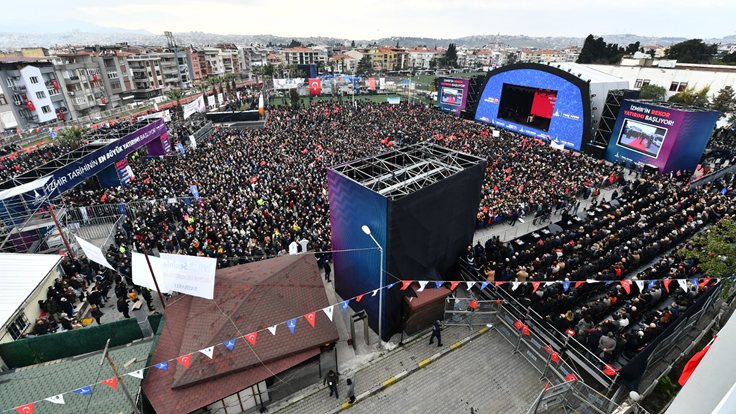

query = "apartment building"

[282,47,327,66]
[52,52,110,121]
[0,57,70,131]
[126,53,164,99]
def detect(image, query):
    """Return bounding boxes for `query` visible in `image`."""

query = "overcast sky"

[13,0,736,40]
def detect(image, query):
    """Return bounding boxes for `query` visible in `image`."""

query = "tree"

[678,217,736,296]
[668,85,710,107]
[351,40,355,48]
[446,43,458,68]
[577,35,608,64]
[638,84,668,101]
[289,88,300,108]
[665,39,718,64]
[196,83,209,108]
[286,65,306,79]
[721,52,736,64]
[288,39,302,48]
[164,88,185,119]
[207,77,221,107]
[356,55,372,76]
[396,40,400,48]
[710,86,736,124]
[55,126,89,149]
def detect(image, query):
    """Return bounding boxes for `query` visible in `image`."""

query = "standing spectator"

[59,297,74,316]
[429,320,443,347]
[117,296,130,319]
[346,378,356,404]
[46,297,61,323]
[141,288,156,311]
[90,304,104,325]
[323,370,339,399]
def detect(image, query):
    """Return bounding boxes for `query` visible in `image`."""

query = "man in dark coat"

[117,296,130,318]
[429,320,443,347]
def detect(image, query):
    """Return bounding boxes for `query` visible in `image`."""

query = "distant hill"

[0,19,152,35]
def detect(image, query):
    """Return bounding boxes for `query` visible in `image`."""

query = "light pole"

[362,225,383,347]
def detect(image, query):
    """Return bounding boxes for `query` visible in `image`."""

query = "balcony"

[10,84,26,92]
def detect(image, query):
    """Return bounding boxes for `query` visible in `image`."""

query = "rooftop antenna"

[164,31,177,49]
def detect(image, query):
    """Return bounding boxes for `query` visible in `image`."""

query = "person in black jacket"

[324,260,332,283]
[117,296,130,318]
[90,304,104,325]
[140,288,155,311]
[429,320,443,347]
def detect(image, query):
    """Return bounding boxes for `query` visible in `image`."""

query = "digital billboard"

[437,77,470,116]
[475,64,589,151]
[605,100,720,173]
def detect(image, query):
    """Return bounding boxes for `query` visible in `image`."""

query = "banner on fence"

[159,253,217,300]
[75,236,115,270]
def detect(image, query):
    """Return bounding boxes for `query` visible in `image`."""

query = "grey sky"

[9,0,735,40]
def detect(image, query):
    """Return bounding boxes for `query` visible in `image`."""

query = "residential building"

[203,47,225,76]
[52,52,112,121]
[520,49,566,63]
[92,50,136,108]
[369,47,407,72]
[126,53,164,99]
[564,47,581,62]
[216,44,240,75]
[329,54,356,73]
[0,48,49,58]
[187,49,210,82]
[0,57,70,130]
[237,46,268,78]
[281,47,327,66]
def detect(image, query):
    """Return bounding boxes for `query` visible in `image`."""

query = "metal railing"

[689,164,736,188]
[526,381,628,414]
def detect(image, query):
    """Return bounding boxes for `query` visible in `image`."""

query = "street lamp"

[361,225,383,347]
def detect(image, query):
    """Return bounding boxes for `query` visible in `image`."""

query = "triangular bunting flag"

[545,281,555,286]
[575,281,584,289]
[14,403,34,414]
[450,281,460,291]
[287,318,297,334]
[74,386,92,395]
[400,281,412,290]
[387,282,398,289]
[245,332,258,346]
[45,394,65,405]
[605,281,613,285]
[435,281,444,289]
[371,289,379,297]
[620,280,631,294]
[224,339,236,351]
[480,282,490,290]
[699,278,712,287]
[562,281,571,292]
[355,294,365,302]
[678,279,688,292]
[305,312,316,328]
[635,280,645,293]
[154,361,168,370]
[663,279,672,292]
[512,281,521,291]
[128,369,144,379]
[417,281,428,292]
[340,301,350,311]
[102,377,118,390]
[267,325,278,336]
[316,307,332,325]
[586,279,599,284]
[176,354,192,368]
[466,281,476,291]
[495,281,506,287]
[199,347,214,359]
[531,282,541,293]
[648,280,657,290]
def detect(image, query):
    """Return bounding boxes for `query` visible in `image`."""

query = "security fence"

[443,297,496,329]
[526,381,623,414]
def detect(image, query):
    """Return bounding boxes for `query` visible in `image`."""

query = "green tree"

[678,217,736,296]
[207,77,221,106]
[164,88,185,119]
[262,64,275,78]
[710,86,736,124]
[351,40,356,48]
[288,39,302,48]
[55,126,89,149]
[196,83,209,108]
[289,88,300,108]
[721,52,736,64]
[665,39,718,64]
[577,34,608,64]
[356,55,373,75]
[286,64,306,79]
[638,84,668,101]
[668,85,710,107]
[446,43,458,68]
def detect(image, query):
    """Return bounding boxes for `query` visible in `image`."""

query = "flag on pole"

[678,338,716,386]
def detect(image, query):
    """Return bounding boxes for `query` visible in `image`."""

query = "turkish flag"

[52,80,59,90]
[176,354,192,368]
[93,73,98,82]
[678,340,715,386]
[469,299,478,310]
[369,77,376,90]
[355,294,365,302]
[15,403,34,414]
[245,332,258,346]
[26,101,35,111]
[620,280,631,294]
[102,377,118,389]
[522,325,531,336]
[514,320,523,330]
[551,352,560,363]
[309,78,321,96]
[565,373,578,382]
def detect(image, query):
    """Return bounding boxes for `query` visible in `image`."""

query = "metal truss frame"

[330,143,484,200]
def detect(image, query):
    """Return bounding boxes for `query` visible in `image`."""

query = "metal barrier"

[443,297,496,329]
[526,381,623,414]
[689,164,736,188]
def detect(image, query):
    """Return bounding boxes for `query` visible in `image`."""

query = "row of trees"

[577,35,643,64]
[578,35,732,65]
[639,84,736,124]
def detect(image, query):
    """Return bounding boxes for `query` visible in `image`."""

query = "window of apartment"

[29,76,39,84]
[678,82,688,92]
[642,79,651,87]
[634,79,643,88]
[48,88,60,96]
[669,82,679,92]
[35,91,46,99]
[156,71,161,76]
[110,81,121,89]
[5,78,15,87]
[0,94,7,105]
[158,81,163,86]
[7,313,30,340]
[107,71,119,79]
[87,95,93,103]
[41,105,51,114]
[12,94,23,105]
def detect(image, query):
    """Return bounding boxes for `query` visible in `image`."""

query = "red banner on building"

[52,80,59,90]
[92,73,98,82]
[309,78,321,96]
[368,77,376,90]
[101,96,106,105]
[26,101,35,111]
[58,111,64,120]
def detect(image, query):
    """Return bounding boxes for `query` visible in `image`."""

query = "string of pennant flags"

[0,276,719,413]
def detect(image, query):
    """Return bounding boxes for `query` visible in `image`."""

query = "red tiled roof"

[330,54,355,60]
[142,255,338,413]
[283,47,318,52]
[404,286,451,310]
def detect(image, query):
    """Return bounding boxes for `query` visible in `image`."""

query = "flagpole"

[138,240,166,310]
[102,339,141,414]
[49,203,75,260]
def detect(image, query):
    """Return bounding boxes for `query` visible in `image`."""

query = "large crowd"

[14,98,731,370]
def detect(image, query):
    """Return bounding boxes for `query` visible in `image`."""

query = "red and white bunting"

[466,281,476,291]
[128,369,144,379]
[44,395,65,405]
[449,281,460,291]
[267,325,278,336]
[355,294,365,302]
[176,354,192,369]
[245,332,258,346]
[199,347,214,359]
[305,312,316,328]
[532,282,541,293]
[371,289,379,297]
[400,281,412,290]
[417,281,428,292]
[102,377,118,390]
[15,402,34,414]
[323,305,334,322]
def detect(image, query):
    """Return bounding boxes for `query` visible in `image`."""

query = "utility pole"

[48,204,74,259]
[138,240,166,310]
[101,339,141,414]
